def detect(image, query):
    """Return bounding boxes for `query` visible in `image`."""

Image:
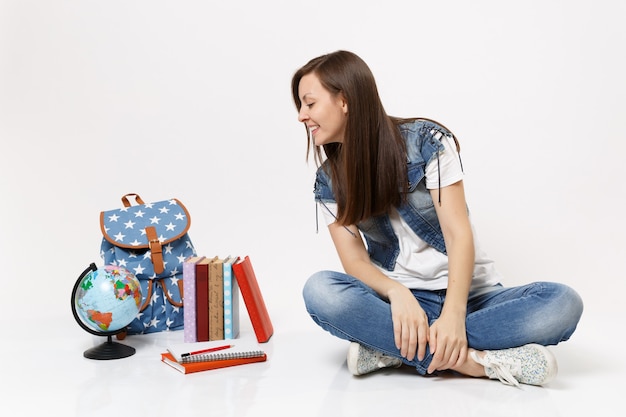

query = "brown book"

[195,257,217,342]
[208,257,224,341]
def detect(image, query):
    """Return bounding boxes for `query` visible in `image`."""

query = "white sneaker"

[346,342,403,376]
[470,344,558,387]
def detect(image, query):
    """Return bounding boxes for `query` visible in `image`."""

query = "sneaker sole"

[526,344,558,385]
[346,342,362,376]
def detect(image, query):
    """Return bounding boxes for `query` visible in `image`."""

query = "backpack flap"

[100,198,192,277]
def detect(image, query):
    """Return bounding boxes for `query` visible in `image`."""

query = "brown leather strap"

[139,280,153,312]
[121,193,145,207]
[145,226,164,274]
[158,280,184,307]
[139,279,184,312]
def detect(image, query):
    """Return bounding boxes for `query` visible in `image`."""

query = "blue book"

[222,256,240,339]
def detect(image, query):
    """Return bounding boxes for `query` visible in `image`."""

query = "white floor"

[1,305,621,417]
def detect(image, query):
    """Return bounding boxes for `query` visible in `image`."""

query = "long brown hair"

[291,50,408,226]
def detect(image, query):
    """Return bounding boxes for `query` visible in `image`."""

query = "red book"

[232,256,274,343]
[195,258,213,342]
[160,352,267,375]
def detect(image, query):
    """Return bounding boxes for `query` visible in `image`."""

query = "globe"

[71,263,142,359]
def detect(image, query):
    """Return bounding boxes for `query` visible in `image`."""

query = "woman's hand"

[328,221,432,362]
[387,285,429,361]
[426,311,468,373]
[428,180,474,373]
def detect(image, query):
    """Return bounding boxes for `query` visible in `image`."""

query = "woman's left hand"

[426,311,468,373]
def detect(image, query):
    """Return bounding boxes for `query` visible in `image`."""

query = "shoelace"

[470,351,521,387]
[377,355,400,368]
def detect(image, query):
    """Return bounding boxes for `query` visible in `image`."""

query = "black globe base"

[83,335,136,360]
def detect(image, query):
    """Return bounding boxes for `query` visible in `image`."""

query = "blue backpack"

[100,193,197,335]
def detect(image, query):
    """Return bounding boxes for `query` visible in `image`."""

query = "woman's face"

[297,73,348,146]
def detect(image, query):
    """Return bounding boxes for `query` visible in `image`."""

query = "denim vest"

[314,119,454,271]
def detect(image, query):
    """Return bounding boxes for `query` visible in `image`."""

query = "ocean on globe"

[74,264,142,333]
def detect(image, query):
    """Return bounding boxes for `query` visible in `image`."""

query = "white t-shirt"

[320,134,501,290]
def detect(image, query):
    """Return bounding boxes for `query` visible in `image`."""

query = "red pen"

[181,344,233,358]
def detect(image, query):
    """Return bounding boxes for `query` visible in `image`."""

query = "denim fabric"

[303,270,583,375]
[313,119,451,271]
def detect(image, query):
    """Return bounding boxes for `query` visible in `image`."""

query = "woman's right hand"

[328,221,430,360]
[387,285,429,361]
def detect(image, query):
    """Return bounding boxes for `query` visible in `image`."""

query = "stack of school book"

[182,255,274,344]
[163,255,273,374]
[161,339,267,374]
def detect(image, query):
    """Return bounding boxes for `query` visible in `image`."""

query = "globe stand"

[71,263,139,360]
[83,335,136,360]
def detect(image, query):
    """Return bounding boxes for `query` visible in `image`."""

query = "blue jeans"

[302,270,584,375]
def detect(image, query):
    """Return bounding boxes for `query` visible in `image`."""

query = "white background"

[2,0,624,318]
[1,1,625,413]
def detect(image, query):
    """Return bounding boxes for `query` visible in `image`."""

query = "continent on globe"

[74,265,142,333]
[85,309,113,331]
